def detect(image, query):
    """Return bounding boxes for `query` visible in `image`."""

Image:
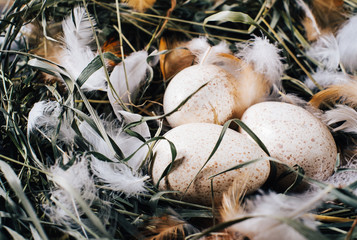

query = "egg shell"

[163,64,238,128]
[152,123,270,205]
[240,101,337,181]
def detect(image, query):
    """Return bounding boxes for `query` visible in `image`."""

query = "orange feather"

[309,82,357,108]
[144,214,196,240]
[159,36,194,81]
[302,0,347,41]
[122,0,156,12]
[233,64,271,119]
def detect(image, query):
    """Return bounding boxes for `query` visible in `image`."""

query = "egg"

[240,102,337,183]
[163,64,238,128]
[151,123,270,205]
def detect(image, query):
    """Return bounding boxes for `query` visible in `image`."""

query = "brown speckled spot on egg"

[152,123,270,206]
[240,101,337,184]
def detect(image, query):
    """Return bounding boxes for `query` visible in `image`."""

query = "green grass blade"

[0,160,48,240]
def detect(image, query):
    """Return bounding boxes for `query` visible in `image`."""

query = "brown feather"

[219,177,249,240]
[122,0,156,12]
[309,82,357,108]
[145,215,196,240]
[27,21,66,88]
[303,0,347,41]
[101,38,124,68]
[233,64,271,119]
[159,36,194,81]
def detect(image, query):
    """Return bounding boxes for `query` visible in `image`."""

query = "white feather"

[304,69,351,90]
[115,110,151,141]
[337,15,357,72]
[185,37,239,76]
[79,117,149,196]
[45,155,96,226]
[60,6,107,91]
[226,191,326,240]
[279,93,309,107]
[306,34,340,70]
[27,101,76,145]
[90,158,149,196]
[236,36,284,85]
[108,50,149,109]
[322,105,357,133]
[185,37,210,63]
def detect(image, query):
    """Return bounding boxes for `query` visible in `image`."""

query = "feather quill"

[60,6,107,91]
[336,15,357,72]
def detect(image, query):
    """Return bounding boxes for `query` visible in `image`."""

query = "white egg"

[163,64,238,128]
[240,102,337,182]
[151,123,270,205]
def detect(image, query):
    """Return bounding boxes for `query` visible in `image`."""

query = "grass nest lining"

[1,0,357,239]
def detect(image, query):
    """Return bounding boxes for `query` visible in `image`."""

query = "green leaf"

[4,226,26,240]
[149,190,179,214]
[209,157,267,179]
[76,52,121,87]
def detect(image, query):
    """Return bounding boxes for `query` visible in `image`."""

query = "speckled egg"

[163,64,238,128]
[151,123,270,205]
[240,101,337,181]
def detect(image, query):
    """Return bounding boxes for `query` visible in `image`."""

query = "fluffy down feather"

[45,155,97,226]
[233,36,284,118]
[337,15,357,72]
[304,69,351,91]
[79,116,149,196]
[236,36,283,85]
[27,101,76,145]
[185,37,241,76]
[221,183,328,240]
[306,34,340,70]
